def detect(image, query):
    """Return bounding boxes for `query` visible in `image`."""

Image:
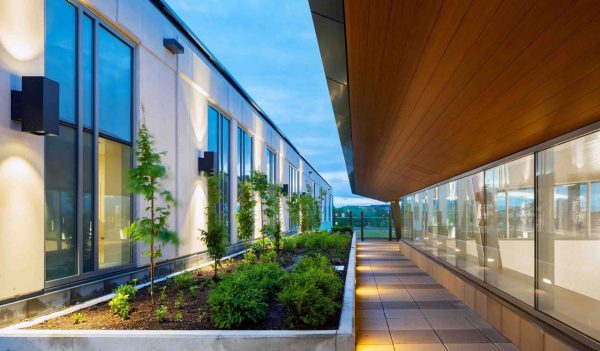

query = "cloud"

[334,196,386,207]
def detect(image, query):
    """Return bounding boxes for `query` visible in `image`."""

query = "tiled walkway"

[356,241,518,351]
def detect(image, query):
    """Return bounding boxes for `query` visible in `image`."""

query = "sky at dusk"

[166,0,382,207]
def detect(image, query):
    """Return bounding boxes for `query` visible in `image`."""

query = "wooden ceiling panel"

[340,0,600,200]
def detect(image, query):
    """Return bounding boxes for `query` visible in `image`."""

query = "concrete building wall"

[0,0,332,303]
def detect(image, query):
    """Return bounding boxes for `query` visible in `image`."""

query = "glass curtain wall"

[400,129,600,342]
[537,131,600,340]
[208,107,231,235]
[45,0,132,282]
[288,164,300,229]
[266,148,277,184]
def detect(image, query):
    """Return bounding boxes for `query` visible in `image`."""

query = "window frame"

[44,0,136,289]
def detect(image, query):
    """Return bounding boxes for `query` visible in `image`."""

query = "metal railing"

[333,210,396,241]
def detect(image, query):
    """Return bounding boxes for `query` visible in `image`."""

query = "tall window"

[237,128,253,182]
[537,131,600,340]
[288,164,300,228]
[208,107,231,235]
[266,148,277,184]
[45,0,133,282]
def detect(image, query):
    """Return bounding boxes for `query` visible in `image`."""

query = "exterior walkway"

[356,241,518,351]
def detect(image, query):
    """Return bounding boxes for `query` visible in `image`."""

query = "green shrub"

[259,250,276,264]
[208,263,285,328]
[155,305,168,323]
[278,255,342,327]
[114,283,137,301]
[189,284,200,298]
[243,249,257,264]
[331,225,353,235]
[208,273,268,329]
[173,271,195,291]
[72,313,85,324]
[173,311,183,322]
[159,285,168,302]
[109,293,131,320]
[282,236,297,252]
[175,291,185,309]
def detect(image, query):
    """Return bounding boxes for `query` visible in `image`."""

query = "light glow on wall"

[0,0,44,63]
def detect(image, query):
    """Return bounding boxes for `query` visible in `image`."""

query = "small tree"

[200,173,227,279]
[299,185,314,232]
[236,179,256,244]
[265,184,283,252]
[251,171,269,248]
[125,124,178,301]
[288,192,301,230]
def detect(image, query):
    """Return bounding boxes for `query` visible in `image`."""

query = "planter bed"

[0,233,356,351]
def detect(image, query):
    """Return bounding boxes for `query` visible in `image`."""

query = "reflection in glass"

[45,126,77,280]
[98,138,131,269]
[456,172,485,280]
[266,148,277,184]
[98,27,132,141]
[207,107,231,236]
[402,196,413,240]
[46,0,76,123]
[83,132,94,273]
[83,15,94,128]
[538,131,600,340]
[485,155,534,305]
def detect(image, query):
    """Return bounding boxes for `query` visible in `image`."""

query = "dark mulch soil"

[30,244,350,331]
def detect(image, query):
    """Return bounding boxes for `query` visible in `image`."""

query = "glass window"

[207,107,231,235]
[98,26,132,141]
[455,172,485,280]
[485,155,534,305]
[402,196,413,240]
[82,14,94,128]
[288,164,300,229]
[266,148,277,184]
[45,126,77,281]
[237,128,253,182]
[98,138,131,269]
[537,131,600,340]
[83,132,94,273]
[46,0,76,123]
[45,2,133,281]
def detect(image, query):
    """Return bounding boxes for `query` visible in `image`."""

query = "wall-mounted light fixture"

[11,76,59,136]
[163,38,184,55]
[282,184,289,196]
[198,151,215,175]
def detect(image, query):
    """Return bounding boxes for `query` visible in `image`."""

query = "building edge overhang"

[149,0,331,189]
[307,0,355,195]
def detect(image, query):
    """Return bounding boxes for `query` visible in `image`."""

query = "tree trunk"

[150,189,155,302]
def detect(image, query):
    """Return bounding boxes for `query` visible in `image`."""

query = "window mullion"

[76,6,84,277]
[92,16,100,272]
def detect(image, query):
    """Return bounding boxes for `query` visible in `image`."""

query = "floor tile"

[481,328,510,343]
[495,343,519,350]
[384,309,425,319]
[436,329,490,344]
[445,344,499,351]
[427,315,475,330]
[356,345,395,351]
[382,301,419,309]
[394,344,447,351]
[356,330,393,345]
[386,316,432,330]
[416,301,456,309]
[390,330,442,344]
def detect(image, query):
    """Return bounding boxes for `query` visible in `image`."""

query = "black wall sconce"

[198,151,215,175]
[163,38,184,55]
[11,76,59,136]
[282,184,289,196]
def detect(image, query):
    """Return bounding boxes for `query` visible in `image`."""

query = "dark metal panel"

[308,0,344,23]
[311,13,347,85]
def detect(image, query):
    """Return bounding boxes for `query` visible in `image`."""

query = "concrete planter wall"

[0,234,356,351]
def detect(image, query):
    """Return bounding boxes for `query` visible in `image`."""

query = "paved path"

[356,241,519,351]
